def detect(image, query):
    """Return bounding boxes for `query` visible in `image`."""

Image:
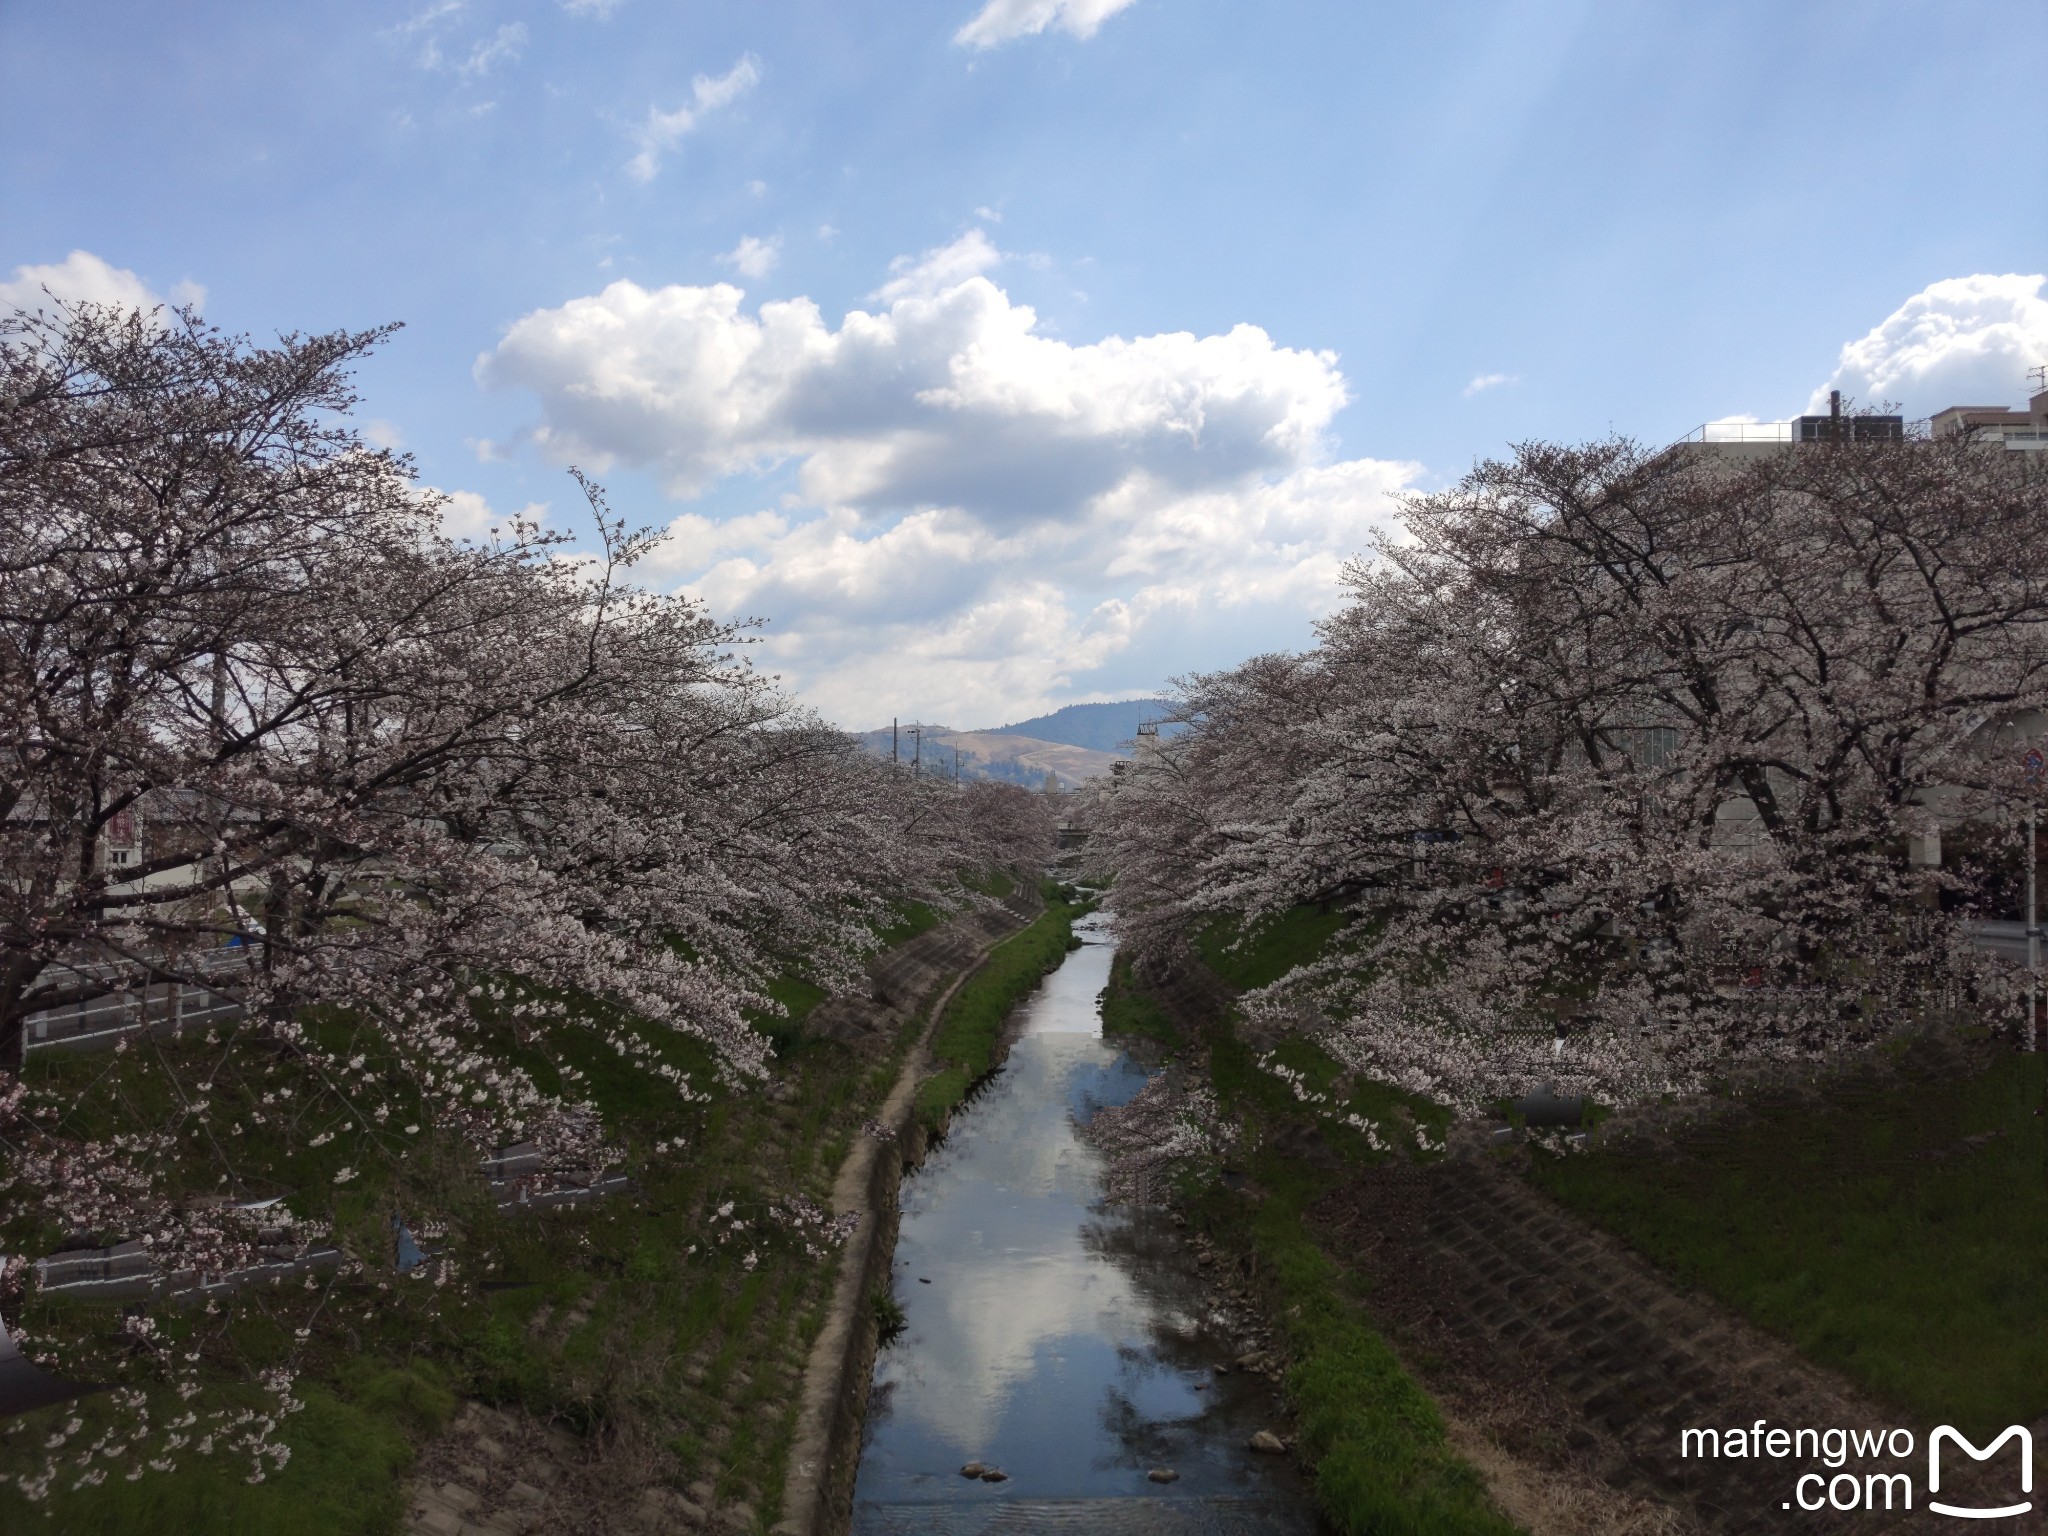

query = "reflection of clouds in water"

[889,1030,1146,1453]
[917,1035,1122,1199]
[857,924,1316,1518]
[1018,928,1115,1036]
[1080,1216,1234,1362]
[1071,910,1115,945]
[908,1239,1146,1454]
[1067,1056,1148,1127]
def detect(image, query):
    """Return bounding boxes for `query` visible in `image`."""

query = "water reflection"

[851,914,1317,1529]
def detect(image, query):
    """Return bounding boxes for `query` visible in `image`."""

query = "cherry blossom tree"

[0,296,1023,1067]
[0,300,1048,1492]
[1102,434,2048,1107]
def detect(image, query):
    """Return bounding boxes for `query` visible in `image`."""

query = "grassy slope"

[913,881,1085,1129]
[1124,902,2048,1510]
[1531,1038,2048,1428]
[1104,910,1519,1536]
[0,894,970,1534]
[1194,905,1353,992]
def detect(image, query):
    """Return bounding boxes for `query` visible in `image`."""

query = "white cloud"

[388,1,464,38]
[561,0,625,16]
[451,22,524,78]
[480,231,1350,523]
[479,237,1415,726]
[1463,371,1517,398]
[955,0,1139,49]
[411,16,524,78]
[720,235,780,280]
[873,228,1002,302]
[363,418,407,451]
[1812,273,2048,416]
[0,250,164,318]
[626,55,760,182]
[427,488,548,543]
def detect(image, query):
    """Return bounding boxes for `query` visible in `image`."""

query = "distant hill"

[993,700,1179,754]
[852,724,1123,787]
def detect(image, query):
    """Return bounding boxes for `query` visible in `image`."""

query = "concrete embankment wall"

[775,889,1043,1536]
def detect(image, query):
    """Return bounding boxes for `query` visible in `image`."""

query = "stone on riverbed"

[979,1468,1008,1483]
[959,1462,984,1478]
[1148,1468,1180,1483]
[1249,1430,1287,1454]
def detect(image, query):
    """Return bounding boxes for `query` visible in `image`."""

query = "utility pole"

[892,717,898,767]
[911,724,922,777]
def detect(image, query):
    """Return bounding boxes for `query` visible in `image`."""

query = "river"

[848,911,1322,1535]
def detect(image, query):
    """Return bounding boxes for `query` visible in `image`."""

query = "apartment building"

[1927,386,2048,450]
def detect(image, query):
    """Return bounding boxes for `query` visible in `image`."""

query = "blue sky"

[6,1,2045,728]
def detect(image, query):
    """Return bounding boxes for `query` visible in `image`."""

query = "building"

[1682,385,2048,460]
[1678,391,1904,461]
[1927,386,2048,450]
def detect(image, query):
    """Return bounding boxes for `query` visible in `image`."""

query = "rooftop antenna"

[2030,364,2048,394]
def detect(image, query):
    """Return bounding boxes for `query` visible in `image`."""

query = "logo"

[1929,1425,2032,1520]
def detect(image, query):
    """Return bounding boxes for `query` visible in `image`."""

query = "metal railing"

[1684,421,1795,444]
[21,949,253,1054]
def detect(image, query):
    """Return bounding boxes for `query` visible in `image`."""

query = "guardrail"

[21,951,253,1055]
[32,1236,345,1304]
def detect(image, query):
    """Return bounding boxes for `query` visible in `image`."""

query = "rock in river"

[1248,1430,1287,1454]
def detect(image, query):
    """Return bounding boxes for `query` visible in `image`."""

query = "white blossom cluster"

[1084,1073,1237,1206]
[0,300,1058,1491]
[1101,435,2048,1111]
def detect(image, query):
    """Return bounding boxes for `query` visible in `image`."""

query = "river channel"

[849,912,1323,1535]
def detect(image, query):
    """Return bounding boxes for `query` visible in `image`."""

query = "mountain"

[850,699,1183,786]
[852,724,1123,786]
[992,699,1178,754]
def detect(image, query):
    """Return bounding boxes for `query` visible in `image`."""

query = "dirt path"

[776,889,1045,1536]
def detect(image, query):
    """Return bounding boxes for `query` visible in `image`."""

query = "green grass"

[875,900,942,949]
[0,907,971,1533]
[1195,904,1354,992]
[1098,952,1179,1044]
[1193,1162,1521,1536]
[914,887,1089,1129]
[1531,1038,2048,1428]
[1108,916,1517,1536]
[9,1376,431,1536]
[960,868,1018,900]
[869,1285,908,1347]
